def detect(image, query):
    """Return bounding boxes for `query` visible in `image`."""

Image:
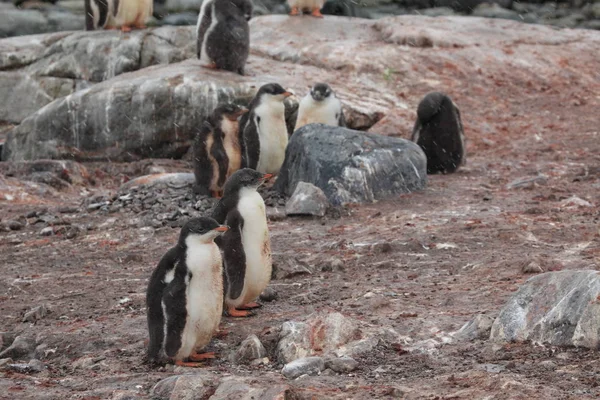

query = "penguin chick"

[193,104,249,198]
[288,0,324,17]
[240,83,293,175]
[295,83,345,131]
[146,217,228,366]
[196,0,253,75]
[85,0,153,31]
[411,92,466,174]
[211,169,273,318]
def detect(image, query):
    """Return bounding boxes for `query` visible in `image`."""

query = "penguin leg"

[211,190,222,199]
[238,302,262,310]
[226,306,253,318]
[189,352,216,361]
[311,7,324,17]
[175,360,204,368]
[121,25,133,32]
[289,7,300,15]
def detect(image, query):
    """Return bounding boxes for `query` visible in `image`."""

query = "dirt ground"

[1,59,600,399]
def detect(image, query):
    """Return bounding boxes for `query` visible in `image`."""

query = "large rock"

[490,270,600,349]
[0,5,84,38]
[274,124,427,205]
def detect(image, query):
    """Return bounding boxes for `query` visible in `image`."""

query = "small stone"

[4,220,24,231]
[522,260,544,274]
[506,175,547,190]
[454,314,495,342]
[285,182,330,217]
[87,202,110,211]
[0,335,35,359]
[0,358,13,367]
[266,207,286,221]
[325,356,359,373]
[539,360,556,370]
[39,227,54,236]
[271,253,312,280]
[23,305,49,323]
[281,356,325,379]
[259,287,278,302]
[72,356,95,370]
[58,206,79,214]
[233,335,267,364]
[27,359,45,372]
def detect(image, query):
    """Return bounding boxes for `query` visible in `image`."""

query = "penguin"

[211,169,272,318]
[411,92,466,174]
[288,0,324,17]
[239,83,293,175]
[85,0,153,31]
[146,217,229,366]
[295,83,345,131]
[193,104,249,198]
[196,0,253,75]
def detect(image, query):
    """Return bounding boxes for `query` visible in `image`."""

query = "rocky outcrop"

[490,270,600,349]
[274,124,427,205]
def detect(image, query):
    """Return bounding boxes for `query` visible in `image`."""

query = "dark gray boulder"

[490,270,600,349]
[274,124,427,205]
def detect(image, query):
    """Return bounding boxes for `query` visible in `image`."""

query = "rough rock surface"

[490,271,600,348]
[281,356,325,379]
[453,314,495,342]
[233,334,268,364]
[285,182,330,217]
[0,4,84,39]
[275,124,427,205]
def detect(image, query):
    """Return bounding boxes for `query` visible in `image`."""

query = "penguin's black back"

[412,92,465,174]
[85,0,110,30]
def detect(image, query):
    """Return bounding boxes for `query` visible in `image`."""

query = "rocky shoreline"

[1,0,599,39]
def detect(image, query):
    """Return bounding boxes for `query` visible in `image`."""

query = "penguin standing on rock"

[295,83,345,131]
[146,217,228,366]
[411,92,466,174]
[85,0,153,31]
[212,169,273,318]
[288,0,324,17]
[240,83,293,175]
[196,0,253,75]
[193,104,249,198]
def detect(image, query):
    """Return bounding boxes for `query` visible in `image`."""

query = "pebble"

[281,357,325,379]
[325,356,359,373]
[233,335,267,364]
[4,220,24,231]
[0,335,35,359]
[40,227,54,236]
[23,304,49,323]
[259,287,278,302]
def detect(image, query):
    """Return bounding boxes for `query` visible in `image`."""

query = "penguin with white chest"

[212,169,273,317]
[193,104,249,198]
[240,83,293,175]
[295,83,345,131]
[411,92,466,174]
[85,0,153,31]
[196,0,253,75]
[288,0,324,17]
[146,217,228,366]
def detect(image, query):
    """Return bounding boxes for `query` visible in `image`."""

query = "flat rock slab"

[274,124,427,205]
[490,270,600,348]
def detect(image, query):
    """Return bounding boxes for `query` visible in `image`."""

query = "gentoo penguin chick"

[239,83,293,175]
[295,83,345,131]
[85,0,153,31]
[146,217,228,366]
[411,92,466,174]
[193,104,249,198]
[212,169,273,318]
[196,0,253,75]
[288,0,324,17]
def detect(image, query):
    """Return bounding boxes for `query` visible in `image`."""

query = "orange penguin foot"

[175,360,204,367]
[120,25,132,32]
[189,352,216,361]
[215,329,229,339]
[134,24,147,29]
[211,190,222,199]
[238,302,262,310]
[311,7,324,17]
[202,62,218,70]
[289,7,300,15]
[227,306,253,318]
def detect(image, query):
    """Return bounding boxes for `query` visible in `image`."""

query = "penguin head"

[256,83,293,103]
[310,83,333,102]
[219,0,253,21]
[417,92,449,124]
[223,168,272,196]
[214,104,249,122]
[179,217,228,245]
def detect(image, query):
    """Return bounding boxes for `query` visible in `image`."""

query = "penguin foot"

[211,190,222,199]
[311,7,324,17]
[175,360,204,368]
[189,352,216,361]
[238,302,262,310]
[215,329,229,339]
[120,25,132,32]
[226,306,254,318]
[134,24,147,29]
[289,7,300,16]
[201,62,218,70]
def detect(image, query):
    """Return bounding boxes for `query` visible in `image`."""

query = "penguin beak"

[262,174,274,181]
[235,107,249,117]
[214,225,229,232]
[282,91,293,98]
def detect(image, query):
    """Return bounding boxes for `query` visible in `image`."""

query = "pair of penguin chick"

[193,82,344,198]
[146,168,272,366]
[85,0,152,31]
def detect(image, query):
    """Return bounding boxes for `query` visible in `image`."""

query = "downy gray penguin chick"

[295,83,345,131]
[193,104,249,198]
[239,83,293,175]
[85,0,153,31]
[196,0,253,75]
[411,92,465,174]
[212,169,273,318]
[146,217,228,366]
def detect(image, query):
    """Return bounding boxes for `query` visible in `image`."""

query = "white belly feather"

[109,0,153,28]
[295,95,342,130]
[254,101,288,175]
[175,240,223,360]
[230,188,272,307]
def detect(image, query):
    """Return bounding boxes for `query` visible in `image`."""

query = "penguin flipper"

[193,122,214,196]
[241,115,260,170]
[196,1,213,59]
[337,109,346,128]
[163,276,188,359]
[210,132,229,188]
[222,210,246,301]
